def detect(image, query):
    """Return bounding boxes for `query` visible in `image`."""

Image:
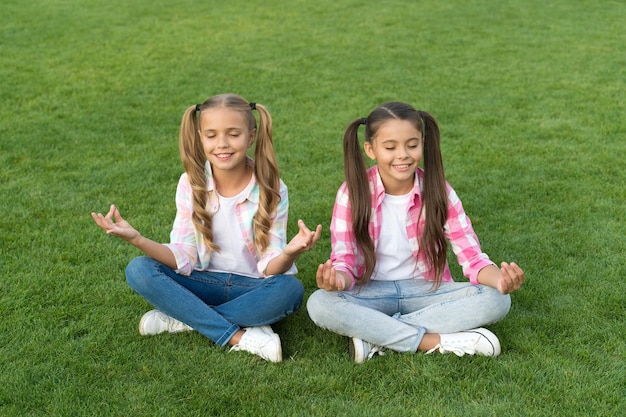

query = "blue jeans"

[306,279,511,352]
[126,256,304,346]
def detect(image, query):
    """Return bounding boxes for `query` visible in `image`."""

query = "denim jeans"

[306,279,511,352]
[126,256,304,346]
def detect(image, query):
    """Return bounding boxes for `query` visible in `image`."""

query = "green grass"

[1,0,624,415]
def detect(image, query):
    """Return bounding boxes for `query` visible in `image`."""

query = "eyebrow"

[202,127,244,133]
[380,137,421,143]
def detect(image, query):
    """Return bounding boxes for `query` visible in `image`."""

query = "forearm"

[476,264,502,289]
[130,235,178,270]
[264,252,297,276]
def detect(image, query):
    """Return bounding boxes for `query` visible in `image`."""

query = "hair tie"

[249,102,256,110]
[360,117,367,125]
[195,104,201,112]
[416,110,426,137]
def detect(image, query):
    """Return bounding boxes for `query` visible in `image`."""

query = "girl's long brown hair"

[343,102,448,287]
[178,93,280,254]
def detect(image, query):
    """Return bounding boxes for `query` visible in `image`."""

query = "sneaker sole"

[138,310,159,336]
[349,338,365,364]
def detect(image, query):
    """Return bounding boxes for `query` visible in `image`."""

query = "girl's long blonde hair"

[178,93,280,254]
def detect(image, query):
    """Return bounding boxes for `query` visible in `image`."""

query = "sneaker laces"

[425,331,483,356]
[163,314,192,332]
[230,337,264,351]
[229,328,281,362]
[230,328,273,352]
[368,345,386,359]
[425,344,466,356]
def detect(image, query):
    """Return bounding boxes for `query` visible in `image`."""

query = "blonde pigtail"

[179,105,220,253]
[251,103,281,253]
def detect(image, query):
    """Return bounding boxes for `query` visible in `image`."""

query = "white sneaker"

[138,310,193,336]
[350,337,385,364]
[426,328,501,357]
[230,327,282,362]
[258,325,276,335]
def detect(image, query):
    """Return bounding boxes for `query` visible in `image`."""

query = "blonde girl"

[93,93,320,362]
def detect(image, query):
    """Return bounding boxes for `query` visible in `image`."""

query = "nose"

[216,134,229,148]
[398,146,410,159]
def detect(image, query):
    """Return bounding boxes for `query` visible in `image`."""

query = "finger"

[303,225,323,251]
[324,264,344,291]
[509,263,525,281]
[92,211,110,227]
[498,276,512,294]
[315,263,325,287]
[502,262,524,286]
[297,219,312,235]
[502,261,522,274]
[91,212,105,228]
[500,264,523,293]
[317,262,331,289]
[311,224,322,244]
[113,205,124,222]
[502,276,513,294]
[336,270,345,291]
[322,261,334,287]
[103,205,116,221]
[323,261,338,290]
[501,262,518,279]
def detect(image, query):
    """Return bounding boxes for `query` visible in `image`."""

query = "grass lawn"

[1,0,624,416]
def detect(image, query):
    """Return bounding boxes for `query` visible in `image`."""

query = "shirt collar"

[369,165,423,207]
[205,157,258,204]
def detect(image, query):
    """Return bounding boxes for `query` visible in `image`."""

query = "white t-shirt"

[209,185,261,278]
[372,192,420,281]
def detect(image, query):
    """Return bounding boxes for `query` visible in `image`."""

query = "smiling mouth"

[215,153,233,159]
[393,164,411,170]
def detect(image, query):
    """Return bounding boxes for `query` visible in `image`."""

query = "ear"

[247,128,256,148]
[364,141,376,160]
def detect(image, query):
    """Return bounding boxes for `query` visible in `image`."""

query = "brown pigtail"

[417,110,448,287]
[343,118,376,284]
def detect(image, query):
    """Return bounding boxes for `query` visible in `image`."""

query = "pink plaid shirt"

[165,158,296,277]
[330,166,493,290]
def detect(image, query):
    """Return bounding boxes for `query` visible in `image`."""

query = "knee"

[125,256,155,291]
[286,276,305,305]
[499,292,512,317]
[483,287,511,321]
[306,289,332,324]
[281,274,304,297]
[270,274,305,308]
